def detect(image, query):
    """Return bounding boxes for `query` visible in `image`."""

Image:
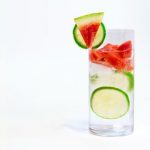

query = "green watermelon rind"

[74,12,104,26]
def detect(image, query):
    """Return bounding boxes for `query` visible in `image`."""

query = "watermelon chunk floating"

[74,12,104,48]
[90,41,133,71]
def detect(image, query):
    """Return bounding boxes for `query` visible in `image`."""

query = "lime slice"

[110,71,134,92]
[91,87,130,119]
[90,69,134,92]
[123,72,134,91]
[73,23,106,49]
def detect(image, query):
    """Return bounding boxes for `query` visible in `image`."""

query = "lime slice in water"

[90,87,130,119]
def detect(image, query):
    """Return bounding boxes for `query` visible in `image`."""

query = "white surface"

[0,0,150,149]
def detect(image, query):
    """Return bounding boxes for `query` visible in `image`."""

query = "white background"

[0,0,150,149]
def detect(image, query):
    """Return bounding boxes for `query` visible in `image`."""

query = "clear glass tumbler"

[89,30,134,136]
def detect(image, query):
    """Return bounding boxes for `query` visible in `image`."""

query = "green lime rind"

[123,72,134,91]
[93,22,106,49]
[73,24,87,49]
[90,86,130,119]
[114,71,134,92]
[73,22,106,49]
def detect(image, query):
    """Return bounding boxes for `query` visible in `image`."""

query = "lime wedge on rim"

[73,23,106,49]
[73,12,106,48]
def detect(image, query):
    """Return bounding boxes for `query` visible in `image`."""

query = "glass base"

[89,125,133,137]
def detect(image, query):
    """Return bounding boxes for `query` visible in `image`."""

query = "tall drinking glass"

[89,30,134,136]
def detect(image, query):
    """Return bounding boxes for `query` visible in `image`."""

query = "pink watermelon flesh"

[118,41,132,51]
[89,41,133,71]
[117,41,132,58]
[80,23,100,48]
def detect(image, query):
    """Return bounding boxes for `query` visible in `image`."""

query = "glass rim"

[107,29,135,33]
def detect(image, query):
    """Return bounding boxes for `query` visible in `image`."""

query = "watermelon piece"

[90,49,107,62]
[89,50,100,63]
[118,41,132,51]
[123,59,134,71]
[74,12,104,48]
[104,44,119,50]
[104,54,126,71]
[117,49,132,58]
[102,42,132,59]
[89,50,112,67]
[89,41,134,71]
[117,41,132,58]
[79,23,100,47]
